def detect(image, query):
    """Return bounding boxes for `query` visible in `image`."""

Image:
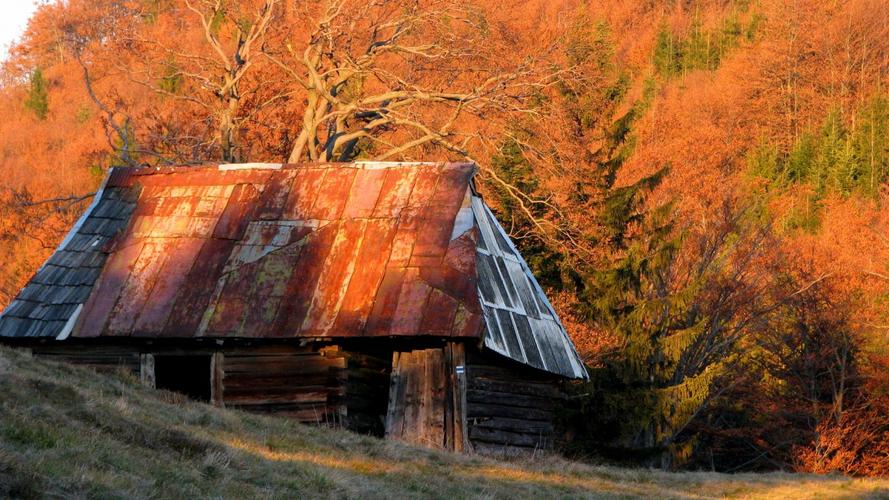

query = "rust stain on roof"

[64,162,481,339]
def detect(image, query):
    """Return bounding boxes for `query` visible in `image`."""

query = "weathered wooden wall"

[220,345,347,423]
[222,344,390,430]
[465,349,563,455]
[23,340,392,435]
[31,344,141,375]
[22,340,567,455]
[386,348,446,447]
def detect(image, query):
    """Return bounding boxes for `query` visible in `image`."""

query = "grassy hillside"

[0,346,886,499]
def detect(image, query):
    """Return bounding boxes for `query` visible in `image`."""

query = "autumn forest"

[0,0,887,476]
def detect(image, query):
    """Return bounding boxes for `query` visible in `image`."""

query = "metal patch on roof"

[55,304,83,341]
[450,188,474,241]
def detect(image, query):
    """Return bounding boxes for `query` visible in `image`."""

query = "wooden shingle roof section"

[0,162,587,379]
[472,197,587,379]
[0,180,138,338]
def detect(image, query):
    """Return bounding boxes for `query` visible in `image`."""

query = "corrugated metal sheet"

[0,162,587,379]
[472,196,588,379]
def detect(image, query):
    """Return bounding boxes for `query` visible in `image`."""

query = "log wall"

[24,341,392,435]
[220,345,347,424]
[23,340,567,454]
[465,349,563,455]
[31,344,141,375]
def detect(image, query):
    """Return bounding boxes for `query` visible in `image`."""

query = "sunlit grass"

[0,344,886,499]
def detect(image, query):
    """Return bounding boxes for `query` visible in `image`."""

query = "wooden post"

[140,353,155,389]
[445,342,470,452]
[210,351,224,407]
[386,351,406,440]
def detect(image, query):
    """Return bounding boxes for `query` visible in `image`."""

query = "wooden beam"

[140,353,155,389]
[211,351,224,407]
[385,351,405,439]
[446,342,470,452]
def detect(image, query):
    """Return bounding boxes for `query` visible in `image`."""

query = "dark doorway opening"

[154,355,211,402]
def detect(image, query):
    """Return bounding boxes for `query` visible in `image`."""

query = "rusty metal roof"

[0,162,587,379]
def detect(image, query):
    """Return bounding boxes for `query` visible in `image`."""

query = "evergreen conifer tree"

[25,68,49,120]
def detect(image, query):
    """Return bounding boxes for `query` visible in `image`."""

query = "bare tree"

[130,0,280,162]
[267,0,555,163]
[76,56,140,167]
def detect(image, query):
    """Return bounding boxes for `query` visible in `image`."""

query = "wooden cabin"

[0,162,588,454]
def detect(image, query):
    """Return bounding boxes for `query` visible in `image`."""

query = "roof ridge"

[108,161,477,179]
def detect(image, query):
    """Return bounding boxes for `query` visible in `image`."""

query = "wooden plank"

[466,389,553,408]
[402,351,420,443]
[470,416,554,434]
[453,343,470,452]
[396,350,409,438]
[222,344,315,356]
[415,351,427,445]
[223,352,333,362]
[140,353,155,388]
[427,348,445,448]
[224,384,342,397]
[223,373,343,390]
[222,391,331,405]
[211,352,224,407]
[229,402,334,412]
[222,357,346,373]
[468,426,550,448]
[384,351,405,439]
[466,377,561,399]
[466,402,552,421]
[444,344,456,451]
[467,364,562,384]
[420,349,433,446]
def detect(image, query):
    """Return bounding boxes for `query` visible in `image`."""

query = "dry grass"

[0,345,886,499]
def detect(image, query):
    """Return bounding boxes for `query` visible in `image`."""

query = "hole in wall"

[153,355,211,402]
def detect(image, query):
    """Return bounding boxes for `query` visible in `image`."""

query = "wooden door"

[385,343,469,451]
